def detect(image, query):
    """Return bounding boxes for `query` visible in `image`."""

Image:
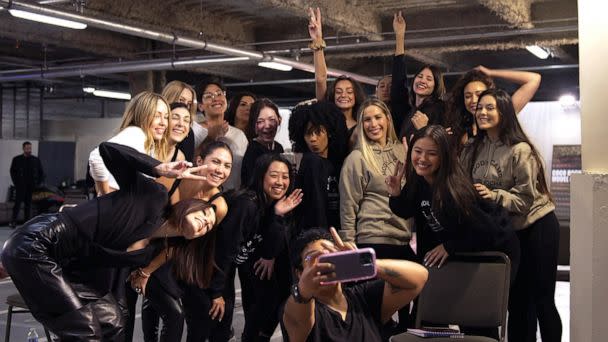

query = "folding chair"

[5,293,53,342]
[390,252,511,342]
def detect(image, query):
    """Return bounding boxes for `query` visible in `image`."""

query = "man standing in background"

[9,141,44,228]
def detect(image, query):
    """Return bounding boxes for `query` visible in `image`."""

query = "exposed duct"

[0,0,378,85]
[0,56,252,82]
[264,25,579,55]
[224,64,580,87]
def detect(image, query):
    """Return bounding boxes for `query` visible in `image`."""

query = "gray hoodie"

[461,136,554,230]
[339,140,413,245]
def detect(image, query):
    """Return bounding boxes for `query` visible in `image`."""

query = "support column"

[570,1,608,341]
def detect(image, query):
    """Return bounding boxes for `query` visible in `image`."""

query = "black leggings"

[1,214,124,341]
[239,249,292,342]
[142,275,184,342]
[508,212,562,342]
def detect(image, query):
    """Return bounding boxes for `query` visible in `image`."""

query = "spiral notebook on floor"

[406,328,465,338]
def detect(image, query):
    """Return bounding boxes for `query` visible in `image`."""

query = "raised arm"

[309,7,328,101]
[476,65,541,113]
[390,11,411,132]
[377,258,428,323]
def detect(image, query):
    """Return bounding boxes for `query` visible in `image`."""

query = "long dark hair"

[225,91,257,131]
[409,65,445,108]
[246,98,281,142]
[467,89,552,200]
[406,125,477,216]
[170,199,217,288]
[245,153,295,209]
[327,75,367,120]
[445,69,495,140]
[288,101,348,168]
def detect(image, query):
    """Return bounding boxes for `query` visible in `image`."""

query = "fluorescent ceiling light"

[258,61,293,72]
[9,9,87,29]
[559,94,576,107]
[82,86,96,93]
[525,45,550,59]
[93,89,131,100]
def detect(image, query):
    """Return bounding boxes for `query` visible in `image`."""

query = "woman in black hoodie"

[387,125,519,270]
[211,154,303,341]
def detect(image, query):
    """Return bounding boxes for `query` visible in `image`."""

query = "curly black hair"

[288,101,348,169]
[290,228,332,271]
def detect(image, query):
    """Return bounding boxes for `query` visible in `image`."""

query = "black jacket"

[10,154,44,187]
[62,142,167,267]
[293,153,340,236]
[208,192,288,298]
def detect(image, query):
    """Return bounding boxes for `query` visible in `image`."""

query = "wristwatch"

[291,283,312,304]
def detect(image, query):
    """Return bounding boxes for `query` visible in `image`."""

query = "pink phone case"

[317,248,377,285]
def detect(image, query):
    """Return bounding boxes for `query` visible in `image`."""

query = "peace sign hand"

[385,137,408,197]
[177,164,209,181]
[308,7,323,40]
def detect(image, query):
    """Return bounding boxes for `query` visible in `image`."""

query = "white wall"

[42,118,122,181]
[518,101,581,177]
[0,140,39,202]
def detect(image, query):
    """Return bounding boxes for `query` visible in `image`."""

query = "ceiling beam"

[249,0,383,40]
[478,0,533,28]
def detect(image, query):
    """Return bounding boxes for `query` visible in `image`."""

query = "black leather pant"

[1,214,125,341]
[142,275,184,342]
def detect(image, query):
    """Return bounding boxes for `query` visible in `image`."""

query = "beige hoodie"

[339,140,413,245]
[461,137,554,230]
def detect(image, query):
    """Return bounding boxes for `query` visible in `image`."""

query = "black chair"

[5,293,53,342]
[390,252,511,342]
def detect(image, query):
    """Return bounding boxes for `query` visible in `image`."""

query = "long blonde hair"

[119,91,169,162]
[355,98,399,175]
[161,80,197,119]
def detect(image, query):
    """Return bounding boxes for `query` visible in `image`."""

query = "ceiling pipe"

[0,56,251,82]
[225,64,580,87]
[0,0,378,85]
[264,25,579,55]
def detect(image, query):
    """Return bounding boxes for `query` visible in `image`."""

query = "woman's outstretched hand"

[274,189,304,216]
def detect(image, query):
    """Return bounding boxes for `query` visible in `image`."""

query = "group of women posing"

[2,7,560,342]
[308,7,561,342]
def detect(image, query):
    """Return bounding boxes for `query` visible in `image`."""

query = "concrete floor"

[0,225,568,341]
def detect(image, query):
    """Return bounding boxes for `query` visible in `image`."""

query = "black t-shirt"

[306,280,385,342]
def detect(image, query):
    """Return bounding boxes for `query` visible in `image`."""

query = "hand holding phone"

[315,227,377,284]
[317,248,377,284]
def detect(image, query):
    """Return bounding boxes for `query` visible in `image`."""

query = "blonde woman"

[161,80,207,162]
[338,98,415,333]
[89,91,169,196]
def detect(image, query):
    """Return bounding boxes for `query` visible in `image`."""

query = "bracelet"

[137,268,151,278]
[308,39,326,51]
[291,283,312,304]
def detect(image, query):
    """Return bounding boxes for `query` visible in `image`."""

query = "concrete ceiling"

[0,0,579,103]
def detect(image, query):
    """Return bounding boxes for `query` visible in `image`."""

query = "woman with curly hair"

[445,65,541,147]
[288,101,348,234]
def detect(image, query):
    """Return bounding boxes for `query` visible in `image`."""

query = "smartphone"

[317,248,376,284]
